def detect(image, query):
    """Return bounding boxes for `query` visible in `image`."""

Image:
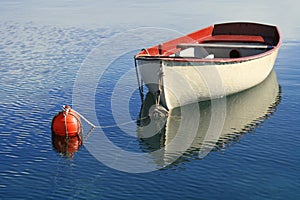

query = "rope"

[63,110,69,138]
[73,110,97,128]
[156,61,164,106]
[60,61,168,138]
[71,108,149,130]
[63,111,69,153]
[134,58,144,102]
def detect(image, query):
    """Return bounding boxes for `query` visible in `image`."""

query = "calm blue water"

[1,1,300,199]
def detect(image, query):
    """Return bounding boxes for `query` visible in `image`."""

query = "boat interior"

[135,22,280,60]
[172,35,274,59]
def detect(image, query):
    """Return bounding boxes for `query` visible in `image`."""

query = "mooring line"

[71,108,149,130]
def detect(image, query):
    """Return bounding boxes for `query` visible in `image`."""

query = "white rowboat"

[134,22,281,109]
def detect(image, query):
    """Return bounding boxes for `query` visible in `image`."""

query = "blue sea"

[1,1,300,199]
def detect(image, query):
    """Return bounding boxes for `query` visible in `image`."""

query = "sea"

[0,1,300,199]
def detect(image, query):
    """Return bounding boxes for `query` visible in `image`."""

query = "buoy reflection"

[52,134,82,158]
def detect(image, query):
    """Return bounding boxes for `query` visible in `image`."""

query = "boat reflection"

[137,70,281,167]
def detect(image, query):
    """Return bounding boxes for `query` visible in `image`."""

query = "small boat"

[134,22,281,109]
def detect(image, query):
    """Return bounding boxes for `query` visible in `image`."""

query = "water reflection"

[138,70,281,167]
[52,134,82,158]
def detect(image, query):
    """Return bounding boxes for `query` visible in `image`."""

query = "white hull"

[138,49,278,109]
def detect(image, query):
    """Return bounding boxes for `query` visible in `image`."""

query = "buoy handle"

[62,105,72,116]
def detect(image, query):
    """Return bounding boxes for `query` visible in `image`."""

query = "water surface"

[1,1,300,199]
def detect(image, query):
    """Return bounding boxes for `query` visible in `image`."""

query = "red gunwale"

[135,22,282,63]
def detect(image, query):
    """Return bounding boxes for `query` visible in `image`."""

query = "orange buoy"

[51,105,82,137]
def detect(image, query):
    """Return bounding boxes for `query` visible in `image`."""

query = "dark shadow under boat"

[137,70,281,168]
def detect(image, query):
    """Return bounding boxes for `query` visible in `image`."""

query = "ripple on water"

[0,22,115,198]
[0,20,299,199]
